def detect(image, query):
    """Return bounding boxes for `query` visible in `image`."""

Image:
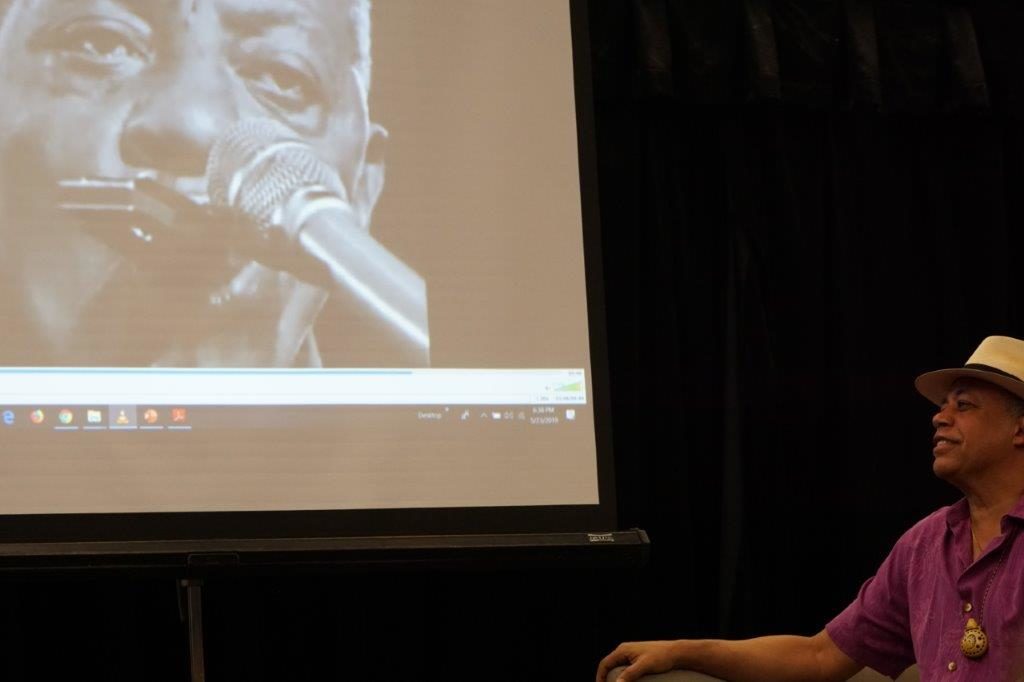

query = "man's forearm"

[670,632,860,682]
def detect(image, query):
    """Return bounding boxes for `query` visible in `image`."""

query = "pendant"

[961,617,988,658]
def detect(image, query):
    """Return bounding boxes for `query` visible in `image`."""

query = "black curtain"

[592,0,1024,645]
[6,2,1024,680]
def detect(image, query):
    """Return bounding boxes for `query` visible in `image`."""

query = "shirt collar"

[945,494,1024,530]
[946,498,970,530]
[1009,494,1024,524]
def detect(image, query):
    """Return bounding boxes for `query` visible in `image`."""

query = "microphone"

[206,118,430,358]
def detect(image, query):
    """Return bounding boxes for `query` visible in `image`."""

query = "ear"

[1013,415,1024,448]
[349,122,388,231]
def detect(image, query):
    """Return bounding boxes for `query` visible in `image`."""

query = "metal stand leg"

[179,579,206,682]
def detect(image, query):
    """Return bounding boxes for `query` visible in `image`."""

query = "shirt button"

[948,661,957,672]
[964,602,973,612]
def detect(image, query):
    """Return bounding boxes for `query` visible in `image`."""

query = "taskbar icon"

[0,406,196,432]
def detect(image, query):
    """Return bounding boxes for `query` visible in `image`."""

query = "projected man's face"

[0,0,372,205]
[0,0,382,362]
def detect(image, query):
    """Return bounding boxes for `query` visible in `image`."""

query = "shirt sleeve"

[825,532,916,679]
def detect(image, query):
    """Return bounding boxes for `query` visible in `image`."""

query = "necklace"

[961,527,1012,659]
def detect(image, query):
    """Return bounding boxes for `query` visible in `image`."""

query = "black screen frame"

[0,0,617,552]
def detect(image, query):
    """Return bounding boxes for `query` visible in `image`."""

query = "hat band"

[964,363,1023,382]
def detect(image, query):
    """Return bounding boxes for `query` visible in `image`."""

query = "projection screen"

[0,0,614,547]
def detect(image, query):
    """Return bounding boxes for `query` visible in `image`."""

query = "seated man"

[598,336,1024,681]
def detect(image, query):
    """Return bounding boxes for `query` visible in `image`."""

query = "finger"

[617,662,646,682]
[596,650,627,682]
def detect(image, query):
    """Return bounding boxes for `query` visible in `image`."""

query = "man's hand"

[596,640,682,682]
[596,631,862,682]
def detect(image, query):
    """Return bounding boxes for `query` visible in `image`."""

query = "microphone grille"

[206,118,345,229]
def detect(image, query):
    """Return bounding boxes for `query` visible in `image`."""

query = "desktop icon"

[171,408,188,423]
[143,409,159,424]
[58,409,73,425]
[2,410,13,426]
[565,409,576,421]
[115,409,131,425]
[29,409,44,424]
[87,410,102,424]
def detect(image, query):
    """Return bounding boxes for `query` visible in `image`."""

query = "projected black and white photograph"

[0,1,600,517]
[0,0,429,368]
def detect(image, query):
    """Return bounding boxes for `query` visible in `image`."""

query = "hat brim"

[915,367,1024,406]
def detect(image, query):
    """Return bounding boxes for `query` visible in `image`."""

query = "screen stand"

[178,579,206,682]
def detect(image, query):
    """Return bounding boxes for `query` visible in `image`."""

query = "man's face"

[931,379,1024,485]
[0,0,372,233]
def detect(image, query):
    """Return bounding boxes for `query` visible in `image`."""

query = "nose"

[120,63,237,177]
[932,403,952,429]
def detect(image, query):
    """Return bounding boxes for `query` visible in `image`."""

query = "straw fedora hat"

[915,336,1024,406]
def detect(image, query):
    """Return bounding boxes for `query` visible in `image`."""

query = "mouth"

[933,435,960,455]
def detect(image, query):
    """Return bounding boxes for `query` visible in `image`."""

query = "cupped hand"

[596,640,682,682]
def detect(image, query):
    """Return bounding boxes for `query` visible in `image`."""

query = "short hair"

[1007,392,1024,419]
[982,381,1024,418]
[350,0,372,92]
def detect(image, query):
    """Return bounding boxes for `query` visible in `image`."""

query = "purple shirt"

[826,496,1024,680]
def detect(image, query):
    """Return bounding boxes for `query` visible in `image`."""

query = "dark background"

[4,1,1024,679]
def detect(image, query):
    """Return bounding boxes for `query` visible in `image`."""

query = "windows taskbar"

[0,404,585,432]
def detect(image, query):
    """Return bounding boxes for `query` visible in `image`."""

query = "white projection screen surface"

[0,0,612,540]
